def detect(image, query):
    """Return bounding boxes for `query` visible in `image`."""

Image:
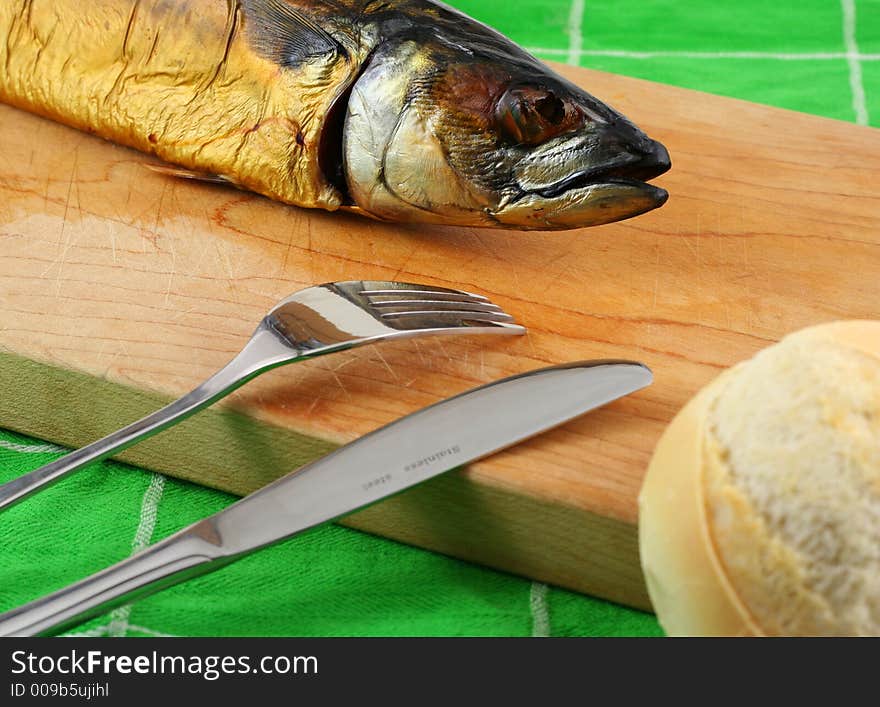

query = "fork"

[0,280,523,512]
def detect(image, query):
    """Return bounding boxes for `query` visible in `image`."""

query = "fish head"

[341,35,670,231]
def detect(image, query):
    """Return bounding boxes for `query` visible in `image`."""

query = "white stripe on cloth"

[61,625,111,638]
[125,623,178,638]
[0,439,66,454]
[107,473,167,637]
[566,0,586,66]
[529,582,551,637]
[63,623,177,638]
[841,0,870,125]
[528,48,880,61]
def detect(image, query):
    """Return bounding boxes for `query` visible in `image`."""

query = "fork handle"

[0,326,291,512]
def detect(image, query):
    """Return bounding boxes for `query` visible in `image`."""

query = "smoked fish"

[0,0,671,229]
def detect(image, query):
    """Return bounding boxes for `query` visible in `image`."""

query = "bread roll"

[638,321,880,636]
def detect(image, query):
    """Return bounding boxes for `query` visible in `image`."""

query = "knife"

[0,359,652,637]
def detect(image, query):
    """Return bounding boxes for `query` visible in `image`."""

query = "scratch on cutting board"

[332,356,356,372]
[328,367,352,400]
[173,213,213,280]
[280,228,295,275]
[163,225,178,307]
[373,347,400,383]
[468,229,497,259]
[42,173,50,212]
[144,180,168,254]
[522,329,539,360]
[432,337,454,368]
[64,337,131,400]
[109,218,118,264]
[72,157,85,222]
[542,246,575,277]
[539,230,579,277]
[743,220,754,332]
[213,238,250,325]
[304,394,321,418]
[549,251,580,285]
[159,182,179,307]
[279,235,293,278]
[391,243,419,283]
[410,339,428,366]
[41,147,80,294]
[94,337,132,382]
[651,234,661,312]
[307,220,319,285]
[683,232,700,263]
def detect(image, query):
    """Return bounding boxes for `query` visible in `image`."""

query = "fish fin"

[143,163,235,186]
[240,0,346,66]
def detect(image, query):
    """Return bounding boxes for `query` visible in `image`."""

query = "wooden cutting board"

[2,63,878,611]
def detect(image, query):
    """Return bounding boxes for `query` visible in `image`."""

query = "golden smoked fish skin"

[0,1,671,230]
[0,0,355,210]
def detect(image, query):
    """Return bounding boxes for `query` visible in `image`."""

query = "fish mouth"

[522,139,670,201]
[495,138,671,230]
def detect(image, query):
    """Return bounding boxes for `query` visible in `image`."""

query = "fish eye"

[534,93,565,124]
[494,87,575,146]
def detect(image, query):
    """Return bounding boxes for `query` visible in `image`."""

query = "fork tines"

[360,285,520,327]
[361,288,489,302]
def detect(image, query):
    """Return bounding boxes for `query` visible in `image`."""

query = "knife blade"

[0,359,651,637]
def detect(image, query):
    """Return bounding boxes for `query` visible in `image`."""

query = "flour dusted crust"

[639,321,880,636]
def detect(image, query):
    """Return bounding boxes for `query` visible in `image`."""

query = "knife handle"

[0,523,230,637]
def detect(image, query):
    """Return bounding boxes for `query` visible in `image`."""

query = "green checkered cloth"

[1,1,877,637]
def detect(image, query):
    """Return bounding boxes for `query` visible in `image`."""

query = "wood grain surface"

[2,63,879,610]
